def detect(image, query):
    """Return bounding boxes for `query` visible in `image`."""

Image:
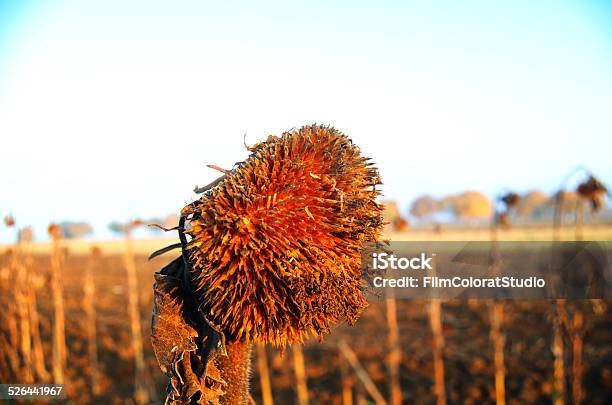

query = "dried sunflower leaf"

[152,257,227,404]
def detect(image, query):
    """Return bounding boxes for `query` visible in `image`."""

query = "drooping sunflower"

[181,124,384,345]
[576,175,608,212]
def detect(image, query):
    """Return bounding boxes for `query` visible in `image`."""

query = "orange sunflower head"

[47,223,62,240]
[181,124,384,345]
[3,215,15,227]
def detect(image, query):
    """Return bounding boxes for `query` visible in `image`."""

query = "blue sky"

[0,0,611,241]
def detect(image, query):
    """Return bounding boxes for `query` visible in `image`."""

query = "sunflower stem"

[217,340,253,404]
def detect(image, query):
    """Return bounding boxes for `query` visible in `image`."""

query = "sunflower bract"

[182,125,384,345]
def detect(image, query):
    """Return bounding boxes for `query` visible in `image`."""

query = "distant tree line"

[382,188,609,231]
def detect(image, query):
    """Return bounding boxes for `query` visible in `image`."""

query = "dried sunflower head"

[497,192,520,228]
[48,223,62,239]
[500,192,520,209]
[3,215,15,227]
[576,175,608,212]
[182,125,383,345]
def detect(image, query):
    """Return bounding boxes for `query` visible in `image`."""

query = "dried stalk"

[574,200,584,241]
[427,253,447,405]
[385,294,402,405]
[429,298,446,405]
[12,245,33,383]
[0,255,19,380]
[50,227,67,384]
[571,311,583,405]
[217,341,253,404]
[552,301,567,405]
[123,229,149,404]
[552,189,566,405]
[340,353,353,405]
[570,201,584,405]
[489,216,506,405]
[338,339,388,405]
[28,269,50,382]
[0,333,20,380]
[490,302,506,405]
[256,343,274,405]
[84,247,101,396]
[293,344,309,405]
[6,288,19,351]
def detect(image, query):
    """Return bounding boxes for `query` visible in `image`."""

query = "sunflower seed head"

[183,124,384,345]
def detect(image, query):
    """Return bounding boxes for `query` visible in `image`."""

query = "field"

[0,226,610,404]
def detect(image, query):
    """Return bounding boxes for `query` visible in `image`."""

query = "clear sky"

[1,0,611,241]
